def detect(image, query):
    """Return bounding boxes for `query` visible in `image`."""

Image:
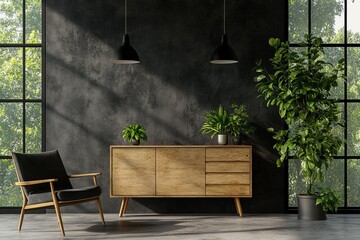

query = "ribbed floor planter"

[297,195,327,221]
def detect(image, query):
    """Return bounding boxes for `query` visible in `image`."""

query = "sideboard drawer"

[206,162,249,173]
[206,148,250,161]
[206,184,250,196]
[206,173,250,184]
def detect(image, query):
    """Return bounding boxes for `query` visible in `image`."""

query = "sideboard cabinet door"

[111,147,156,196]
[156,148,205,196]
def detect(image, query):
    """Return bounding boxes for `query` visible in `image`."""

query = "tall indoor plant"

[201,105,230,145]
[254,35,344,220]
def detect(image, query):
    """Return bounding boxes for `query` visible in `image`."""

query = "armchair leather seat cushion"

[57,186,101,202]
[28,191,53,205]
[27,186,101,204]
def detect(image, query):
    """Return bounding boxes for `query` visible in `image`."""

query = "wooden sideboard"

[110,145,252,217]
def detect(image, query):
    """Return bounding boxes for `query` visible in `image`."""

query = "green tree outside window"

[0,0,42,207]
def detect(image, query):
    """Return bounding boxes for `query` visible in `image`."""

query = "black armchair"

[12,150,105,236]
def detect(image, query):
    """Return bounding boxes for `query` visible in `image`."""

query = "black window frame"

[0,0,45,212]
[286,0,360,213]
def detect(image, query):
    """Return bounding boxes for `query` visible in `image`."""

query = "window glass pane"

[348,103,360,156]
[25,103,41,153]
[289,159,344,207]
[0,48,23,99]
[0,103,23,155]
[289,159,306,207]
[347,0,360,43]
[0,0,23,44]
[25,0,41,44]
[0,159,22,206]
[311,0,344,43]
[323,47,344,99]
[289,0,308,43]
[26,47,41,99]
[335,103,344,156]
[348,159,360,206]
[347,47,360,99]
[321,159,345,206]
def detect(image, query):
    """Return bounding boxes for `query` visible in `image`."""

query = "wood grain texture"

[206,173,250,185]
[111,148,155,196]
[15,178,58,186]
[234,198,243,217]
[68,173,101,178]
[110,146,252,198]
[156,148,205,196]
[206,162,249,173]
[110,145,252,148]
[249,148,253,197]
[206,148,250,161]
[119,198,129,217]
[206,184,250,196]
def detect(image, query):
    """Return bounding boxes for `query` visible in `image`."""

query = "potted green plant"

[201,105,230,145]
[229,104,255,144]
[122,123,147,145]
[254,35,344,220]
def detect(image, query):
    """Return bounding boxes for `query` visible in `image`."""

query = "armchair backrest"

[12,150,73,196]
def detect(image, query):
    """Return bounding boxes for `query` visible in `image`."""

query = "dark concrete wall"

[46,0,286,213]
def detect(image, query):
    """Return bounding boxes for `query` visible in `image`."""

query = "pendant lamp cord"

[223,0,226,35]
[125,0,127,34]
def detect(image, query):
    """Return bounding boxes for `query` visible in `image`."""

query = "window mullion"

[343,0,348,208]
[308,0,311,35]
[41,0,46,152]
[22,0,26,153]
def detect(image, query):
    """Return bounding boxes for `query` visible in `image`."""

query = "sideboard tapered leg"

[234,198,243,217]
[119,198,129,217]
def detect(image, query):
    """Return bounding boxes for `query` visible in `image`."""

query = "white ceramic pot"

[217,134,228,145]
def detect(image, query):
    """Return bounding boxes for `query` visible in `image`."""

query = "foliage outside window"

[0,0,43,207]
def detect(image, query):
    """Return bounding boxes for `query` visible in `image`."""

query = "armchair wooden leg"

[119,198,129,217]
[54,201,65,236]
[18,199,27,231]
[50,182,65,236]
[96,197,105,225]
[234,198,243,217]
[18,188,28,231]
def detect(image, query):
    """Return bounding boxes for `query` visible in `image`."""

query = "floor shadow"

[84,218,301,237]
[86,219,184,235]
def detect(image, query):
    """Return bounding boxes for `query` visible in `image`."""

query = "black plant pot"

[297,195,327,220]
[232,136,242,145]
[131,139,140,145]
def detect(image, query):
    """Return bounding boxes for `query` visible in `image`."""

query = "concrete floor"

[1,214,360,240]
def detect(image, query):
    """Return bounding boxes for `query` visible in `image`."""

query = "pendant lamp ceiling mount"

[113,0,140,64]
[210,0,238,65]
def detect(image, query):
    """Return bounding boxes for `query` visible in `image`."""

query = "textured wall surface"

[46,0,286,213]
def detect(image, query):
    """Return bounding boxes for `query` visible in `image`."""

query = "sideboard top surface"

[110,145,252,148]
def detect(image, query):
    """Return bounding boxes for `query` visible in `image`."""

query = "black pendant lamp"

[210,0,238,64]
[113,0,140,64]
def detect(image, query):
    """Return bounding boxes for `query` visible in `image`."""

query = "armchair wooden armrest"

[68,173,102,178]
[68,173,101,185]
[15,178,58,186]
